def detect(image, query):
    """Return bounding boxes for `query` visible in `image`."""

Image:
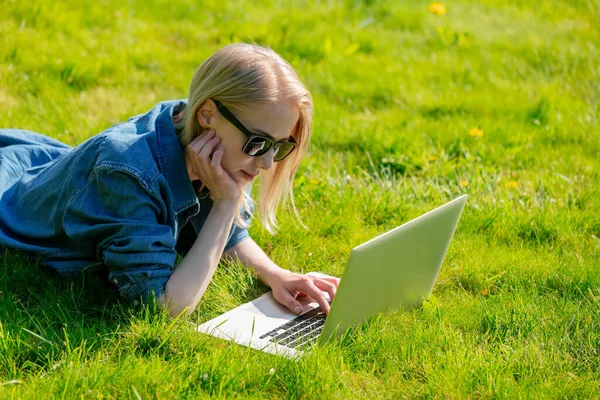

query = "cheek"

[220,137,250,171]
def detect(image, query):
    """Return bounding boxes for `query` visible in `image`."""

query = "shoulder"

[93,100,185,185]
[95,123,158,183]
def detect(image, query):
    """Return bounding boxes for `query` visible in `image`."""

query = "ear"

[196,99,217,129]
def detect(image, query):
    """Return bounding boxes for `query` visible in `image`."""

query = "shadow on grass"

[0,243,274,380]
[0,249,129,375]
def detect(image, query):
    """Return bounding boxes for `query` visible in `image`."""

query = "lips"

[242,171,258,180]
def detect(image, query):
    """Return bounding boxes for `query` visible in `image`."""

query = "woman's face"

[195,99,299,185]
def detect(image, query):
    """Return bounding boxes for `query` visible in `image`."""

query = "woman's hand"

[266,269,340,315]
[185,130,241,203]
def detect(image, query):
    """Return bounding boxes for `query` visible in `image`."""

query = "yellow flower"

[468,127,484,137]
[428,2,447,15]
[459,180,469,187]
[507,181,519,189]
[428,155,439,162]
[309,178,321,185]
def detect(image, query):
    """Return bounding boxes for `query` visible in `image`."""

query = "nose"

[256,148,276,170]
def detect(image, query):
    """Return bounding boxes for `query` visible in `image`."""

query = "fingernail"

[294,306,302,314]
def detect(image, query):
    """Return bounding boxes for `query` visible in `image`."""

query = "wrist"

[211,198,239,213]
[256,263,286,288]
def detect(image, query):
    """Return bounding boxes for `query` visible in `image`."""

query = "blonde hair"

[176,43,313,233]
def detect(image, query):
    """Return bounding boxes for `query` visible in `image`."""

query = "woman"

[0,43,339,317]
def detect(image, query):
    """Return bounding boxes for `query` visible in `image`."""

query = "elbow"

[161,285,195,318]
[167,305,191,319]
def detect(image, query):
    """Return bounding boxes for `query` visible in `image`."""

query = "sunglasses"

[213,100,297,162]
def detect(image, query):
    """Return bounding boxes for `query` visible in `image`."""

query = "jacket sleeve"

[224,194,254,251]
[63,166,176,303]
[186,185,255,252]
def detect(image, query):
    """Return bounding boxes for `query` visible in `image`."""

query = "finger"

[321,277,340,289]
[198,136,221,159]
[312,278,337,301]
[189,130,215,152]
[277,290,304,315]
[210,145,224,168]
[188,135,213,156]
[300,280,331,314]
[190,129,214,147]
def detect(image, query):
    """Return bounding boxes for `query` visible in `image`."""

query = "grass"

[1,0,599,397]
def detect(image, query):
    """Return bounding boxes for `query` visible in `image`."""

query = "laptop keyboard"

[258,304,329,349]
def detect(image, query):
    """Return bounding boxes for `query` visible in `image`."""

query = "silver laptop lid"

[320,195,468,341]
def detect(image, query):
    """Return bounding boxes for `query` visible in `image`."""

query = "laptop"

[198,195,468,358]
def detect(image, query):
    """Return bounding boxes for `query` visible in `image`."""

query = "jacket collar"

[154,100,200,215]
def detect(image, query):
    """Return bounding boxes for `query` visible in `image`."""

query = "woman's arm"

[223,238,283,288]
[160,200,238,317]
[160,129,242,317]
[224,238,340,315]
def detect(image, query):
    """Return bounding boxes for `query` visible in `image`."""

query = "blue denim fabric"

[0,100,252,303]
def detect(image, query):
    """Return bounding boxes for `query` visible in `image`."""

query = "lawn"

[1,0,599,398]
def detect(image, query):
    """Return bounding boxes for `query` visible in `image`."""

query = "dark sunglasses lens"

[273,142,296,161]
[244,137,271,156]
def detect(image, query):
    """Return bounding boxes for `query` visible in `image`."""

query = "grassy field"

[1,0,600,397]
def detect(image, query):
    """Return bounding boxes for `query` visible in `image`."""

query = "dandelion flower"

[468,127,484,137]
[429,2,446,15]
[507,181,519,189]
[459,180,469,187]
[428,155,439,162]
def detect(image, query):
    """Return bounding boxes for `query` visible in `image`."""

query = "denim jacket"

[0,100,251,302]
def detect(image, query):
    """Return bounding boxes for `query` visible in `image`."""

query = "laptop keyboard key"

[287,327,323,349]
[265,305,328,348]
